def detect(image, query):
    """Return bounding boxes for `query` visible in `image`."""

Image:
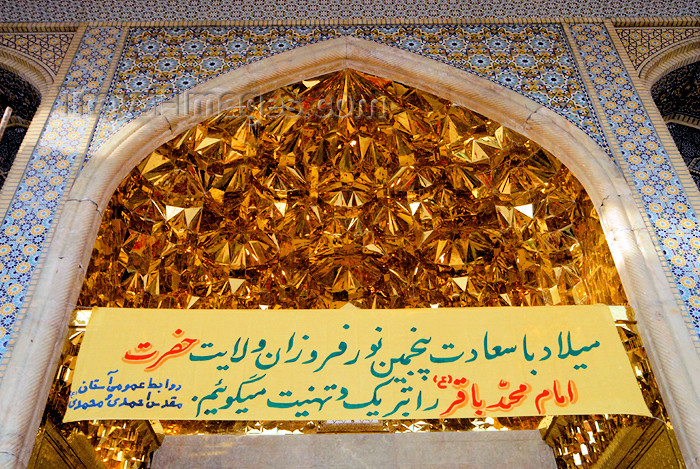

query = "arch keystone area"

[1,35,699,469]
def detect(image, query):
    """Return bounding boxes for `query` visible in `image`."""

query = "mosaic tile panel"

[571,24,700,338]
[667,123,700,189]
[651,61,700,122]
[0,32,74,75]
[616,27,700,70]
[0,0,698,23]
[88,24,607,160]
[0,27,122,362]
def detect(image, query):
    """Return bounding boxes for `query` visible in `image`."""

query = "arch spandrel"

[74,37,627,210]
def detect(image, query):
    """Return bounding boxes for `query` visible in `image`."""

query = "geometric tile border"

[616,27,700,70]
[1,0,699,23]
[0,32,74,76]
[571,23,700,342]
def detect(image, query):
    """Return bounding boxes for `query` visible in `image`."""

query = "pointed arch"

[640,36,700,87]
[1,36,699,468]
[0,46,54,96]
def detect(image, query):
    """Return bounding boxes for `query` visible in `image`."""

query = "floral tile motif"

[0,32,74,75]
[572,24,700,338]
[0,27,122,362]
[615,27,700,70]
[88,24,607,159]
[0,0,698,23]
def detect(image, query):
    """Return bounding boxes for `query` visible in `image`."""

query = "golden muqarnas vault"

[80,70,625,310]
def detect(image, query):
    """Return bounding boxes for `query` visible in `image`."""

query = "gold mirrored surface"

[541,318,684,468]
[38,70,682,469]
[79,70,626,311]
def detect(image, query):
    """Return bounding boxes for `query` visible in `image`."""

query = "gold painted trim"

[612,17,700,27]
[665,114,700,130]
[0,24,79,32]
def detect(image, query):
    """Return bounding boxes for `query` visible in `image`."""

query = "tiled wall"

[571,23,700,338]
[88,24,607,158]
[0,27,122,367]
[1,21,699,378]
[0,0,697,22]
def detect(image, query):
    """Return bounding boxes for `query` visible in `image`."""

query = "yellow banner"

[64,306,649,421]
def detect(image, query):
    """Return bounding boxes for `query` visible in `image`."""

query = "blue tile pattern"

[0,0,697,23]
[0,27,122,361]
[571,24,700,336]
[88,24,608,159]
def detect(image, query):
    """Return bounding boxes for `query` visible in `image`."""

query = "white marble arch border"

[1,36,699,468]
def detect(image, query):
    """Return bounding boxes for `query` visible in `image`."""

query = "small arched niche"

[650,60,700,189]
[37,70,683,469]
[0,65,41,188]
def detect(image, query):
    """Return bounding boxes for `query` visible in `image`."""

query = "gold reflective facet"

[39,70,683,469]
[541,317,685,469]
[79,70,625,311]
